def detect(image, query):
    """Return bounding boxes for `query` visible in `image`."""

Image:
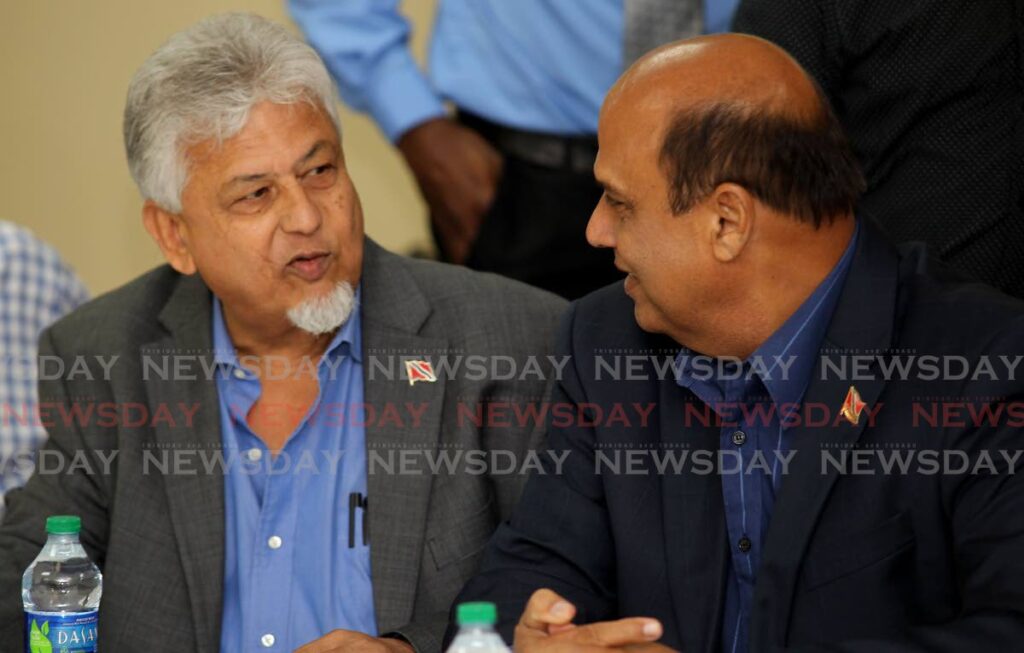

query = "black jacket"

[455,222,1024,651]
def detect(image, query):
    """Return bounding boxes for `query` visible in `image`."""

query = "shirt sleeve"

[288,0,448,142]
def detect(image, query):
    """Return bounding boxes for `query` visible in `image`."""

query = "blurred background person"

[0,221,88,521]
[289,0,741,299]
[734,0,1024,297]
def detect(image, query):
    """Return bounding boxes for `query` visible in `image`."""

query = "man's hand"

[397,117,504,264]
[295,630,415,653]
[514,589,672,653]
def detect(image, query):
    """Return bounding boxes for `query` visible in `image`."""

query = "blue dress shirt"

[290,0,740,141]
[214,293,376,651]
[674,224,859,653]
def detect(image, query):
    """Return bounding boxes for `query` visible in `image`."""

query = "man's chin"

[286,280,356,335]
[631,301,658,334]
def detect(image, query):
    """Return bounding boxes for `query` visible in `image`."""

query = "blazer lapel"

[141,273,225,653]
[360,240,448,631]
[658,371,729,653]
[751,223,901,648]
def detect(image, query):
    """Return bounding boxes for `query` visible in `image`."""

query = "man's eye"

[308,164,334,176]
[303,164,337,188]
[241,187,268,202]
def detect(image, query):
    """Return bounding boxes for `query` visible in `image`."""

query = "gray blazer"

[0,239,566,652]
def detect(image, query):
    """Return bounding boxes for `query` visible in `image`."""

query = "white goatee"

[286,281,356,335]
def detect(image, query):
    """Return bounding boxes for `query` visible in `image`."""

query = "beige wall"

[0,1,435,296]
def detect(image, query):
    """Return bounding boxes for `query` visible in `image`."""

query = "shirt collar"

[754,221,858,410]
[676,221,860,413]
[212,285,362,369]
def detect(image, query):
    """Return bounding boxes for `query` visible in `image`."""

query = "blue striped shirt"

[675,223,859,653]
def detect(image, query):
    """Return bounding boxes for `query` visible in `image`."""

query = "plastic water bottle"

[446,602,511,653]
[22,516,102,653]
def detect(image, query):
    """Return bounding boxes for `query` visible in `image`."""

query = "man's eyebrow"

[222,141,335,188]
[227,171,270,186]
[295,140,333,168]
[598,178,628,198]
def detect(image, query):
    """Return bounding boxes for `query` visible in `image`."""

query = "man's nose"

[279,182,323,235]
[586,202,616,250]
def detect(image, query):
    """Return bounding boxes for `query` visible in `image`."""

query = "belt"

[458,111,598,174]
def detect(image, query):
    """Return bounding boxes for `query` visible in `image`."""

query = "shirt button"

[261,633,275,647]
[267,535,283,550]
[732,430,747,446]
[247,447,263,462]
[738,536,752,553]
[232,368,247,380]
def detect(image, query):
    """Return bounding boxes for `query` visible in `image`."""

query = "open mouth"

[287,251,331,282]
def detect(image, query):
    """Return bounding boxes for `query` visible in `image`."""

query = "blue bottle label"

[25,610,98,653]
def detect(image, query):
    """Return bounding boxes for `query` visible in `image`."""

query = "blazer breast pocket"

[800,510,915,592]
[426,498,497,572]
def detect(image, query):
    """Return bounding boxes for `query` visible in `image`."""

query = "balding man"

[451,35,1024,652]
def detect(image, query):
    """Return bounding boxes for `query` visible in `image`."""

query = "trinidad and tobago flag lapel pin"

[840,385,867,426]
[405,359,437,386]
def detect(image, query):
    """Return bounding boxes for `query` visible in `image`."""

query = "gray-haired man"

[0,13,565,653]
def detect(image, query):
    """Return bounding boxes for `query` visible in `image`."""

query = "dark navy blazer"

[454,221,1024,652]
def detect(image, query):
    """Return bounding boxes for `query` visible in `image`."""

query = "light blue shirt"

[214,293,376,651]
[290,0,740,141]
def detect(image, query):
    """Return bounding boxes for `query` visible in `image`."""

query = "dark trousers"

[440,112,622,300]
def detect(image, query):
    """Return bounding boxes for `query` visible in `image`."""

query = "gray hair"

[123,12,340,212]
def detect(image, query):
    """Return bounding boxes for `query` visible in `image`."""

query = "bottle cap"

[46,515,81,535]
[457,602,497,626]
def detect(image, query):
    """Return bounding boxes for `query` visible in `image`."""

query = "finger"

[294,629,367,653]
[547,623,577,635]
[514,629,610,653]
[459,212,485,245]
[432,214,471,263]
[432,207,475,245]
[520,589,577,631]
[524,643,612,653]
[452,206,485,238]
[563,618,663,648]
[622,644,678,653]
[447,234,471,265]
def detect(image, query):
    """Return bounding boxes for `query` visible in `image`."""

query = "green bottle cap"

[457,602,497,626]
[46,515,81,535]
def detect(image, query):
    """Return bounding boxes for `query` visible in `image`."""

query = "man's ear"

[142,200,197,275]
[707,183,756,263]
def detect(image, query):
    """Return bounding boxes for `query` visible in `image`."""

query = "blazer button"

[732,430,747,446]
[738,536,752,553]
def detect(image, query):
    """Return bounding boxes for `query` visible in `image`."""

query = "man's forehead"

[197,101,332,145]
[593,146,644,198]
[187,104,338,175]
[597,97,666,168]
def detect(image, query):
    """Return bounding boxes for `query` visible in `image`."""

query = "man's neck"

[223,308,335,363]
[684,217,856,360]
